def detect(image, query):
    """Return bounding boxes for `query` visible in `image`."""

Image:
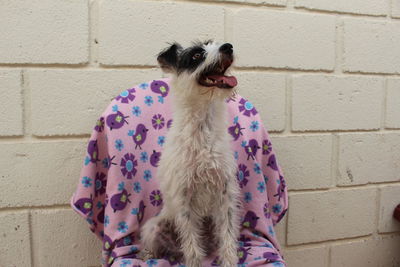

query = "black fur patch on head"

[157,42,208,74]
[176,45,206,74]
[157,43,182,73]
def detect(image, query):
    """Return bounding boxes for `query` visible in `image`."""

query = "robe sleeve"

[258,120,288,225]
[71,114,110,240]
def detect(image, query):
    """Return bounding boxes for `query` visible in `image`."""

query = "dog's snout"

[219,43,233,55]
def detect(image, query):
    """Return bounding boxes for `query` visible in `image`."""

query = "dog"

[140,40,241,267]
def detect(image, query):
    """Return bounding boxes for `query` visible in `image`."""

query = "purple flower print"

[267,154,278,171]
[95,172,107,196]
[263,202,271,219]
[262,139,272,155]
[239,98,258,117]
[150,190,163,206]
[150,80,169,97]
[152,114,165,130]
[115,88,136,104]
[94,117,105,132]
[237,164,250,188]
[120,153,137,179]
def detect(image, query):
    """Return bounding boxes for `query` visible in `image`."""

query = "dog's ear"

[157,43,182,73]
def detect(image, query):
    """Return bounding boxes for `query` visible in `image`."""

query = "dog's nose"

[219,43,233,55]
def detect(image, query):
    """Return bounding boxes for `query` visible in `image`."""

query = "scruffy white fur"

[141,42,241,267]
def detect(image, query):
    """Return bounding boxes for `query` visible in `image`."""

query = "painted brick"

[287,188,376,244]
[386,78,400,128]
[271,135,333,190]
[0,141,85,208]
[234,72,286,131]
[292,75,383,131]
[99,1,224,66]
[343,18,400,74]
[0,70,23,136]
[338,133,400,186]
[331,235,400,267]
[393,0,400,18]
[31,209,101,267]
[378,185,400,233]
[232,9,335,70]
[295,0,388,16]
[0,211,31,267]
[0,0,88,64]
[29,69,160,136]
[284,246,329,267]
[275,214,287,247]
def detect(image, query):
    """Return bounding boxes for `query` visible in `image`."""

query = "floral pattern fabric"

[71,78,288,267]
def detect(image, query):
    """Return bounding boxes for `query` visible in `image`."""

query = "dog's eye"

[192,53,202,60]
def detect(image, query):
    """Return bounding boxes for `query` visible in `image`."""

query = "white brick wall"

[232,9,336,70]
[392,0,400,17]
[331,235,400,266]
[1,0,399,266]
[343,18,400,74]
[287,188,376,244]
[0,70,23,136]
[386,78,400,128]
[295,0,389,16]
[0,0,89,64]
[292,75,383,131]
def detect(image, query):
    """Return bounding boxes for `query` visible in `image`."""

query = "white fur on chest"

[158,86,237,216]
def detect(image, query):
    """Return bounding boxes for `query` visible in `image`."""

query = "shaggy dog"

[140,40,241,267]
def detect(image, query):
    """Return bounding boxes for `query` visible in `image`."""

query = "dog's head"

[157,40,237,99]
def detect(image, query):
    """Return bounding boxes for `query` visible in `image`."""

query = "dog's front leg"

[175,207,205,267]
[214,180,240,267]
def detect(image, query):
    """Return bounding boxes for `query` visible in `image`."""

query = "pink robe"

[71,78,288,267]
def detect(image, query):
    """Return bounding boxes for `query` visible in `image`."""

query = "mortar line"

[284,74,292,134]
[331,133,340,188]
[173,0,287,9]
[334,17,344,74]
[1,64,400,78]
[381,78,388,130]
[28,211,35,267]
[21,69,32,137]
[374,186,381,237]
[91,0,100,67]
[177,0,397,21]
[0,204,72,213]
[287,181,400,194]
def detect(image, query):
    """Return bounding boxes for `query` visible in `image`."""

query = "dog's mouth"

[198,59,237,89]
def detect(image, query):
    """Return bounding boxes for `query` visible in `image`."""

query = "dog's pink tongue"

[209,75,238,88]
